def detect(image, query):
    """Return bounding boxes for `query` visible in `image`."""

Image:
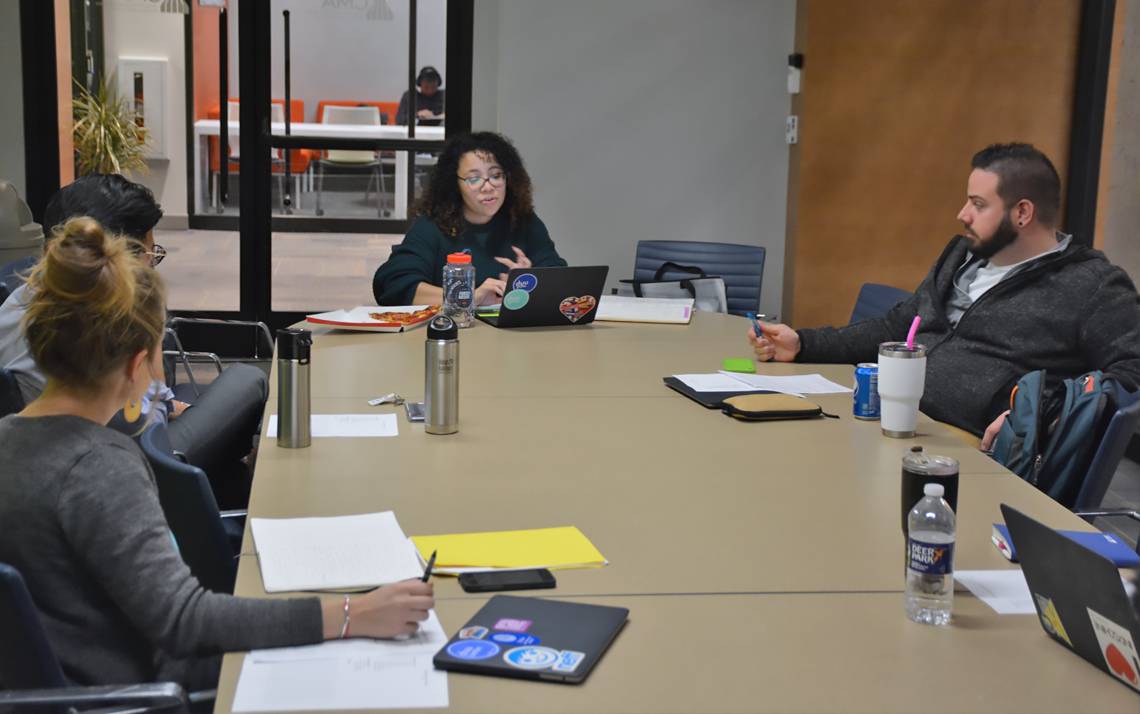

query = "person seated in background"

[372,131,567,307]
[0,175,267,501]
[0,218,434,688]
[747,143,1140,442]
[396,65,446,126]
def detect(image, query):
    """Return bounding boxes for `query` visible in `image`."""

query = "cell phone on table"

[405,401,425,422]
[458,568,556,593]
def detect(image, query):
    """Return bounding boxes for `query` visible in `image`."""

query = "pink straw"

[905,316,921,350]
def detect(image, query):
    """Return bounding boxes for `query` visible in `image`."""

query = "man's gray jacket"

[797,236,1140,435]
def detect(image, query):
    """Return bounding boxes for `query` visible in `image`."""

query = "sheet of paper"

[251,512,423,592]
[596,295,694,324]
[674,373,764,393]
[956,569,1036,615]
[232,611,449,711]
[266,413,398,438]
[720,371,853,394]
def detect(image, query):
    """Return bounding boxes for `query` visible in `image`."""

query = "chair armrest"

[169,317,274,358]
[220,509,248,519]
[1073,509,1140,524]
[0,682,190,713]
[176,351,225,376]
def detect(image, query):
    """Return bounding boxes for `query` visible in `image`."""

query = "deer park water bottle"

[905,482,955,626]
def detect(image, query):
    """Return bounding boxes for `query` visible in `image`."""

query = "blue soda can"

[854,363,880,420]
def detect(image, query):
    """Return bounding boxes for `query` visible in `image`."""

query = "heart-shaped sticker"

[558,295,597,323]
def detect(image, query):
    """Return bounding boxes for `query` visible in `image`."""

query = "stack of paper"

[411,526,608,574]
[596,295,694,324]
[673,371,852,396]
[232,611,449,711]
[250,512,424,592]
[265,414,398,438]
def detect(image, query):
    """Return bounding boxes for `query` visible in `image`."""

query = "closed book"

[992,523,1140,567]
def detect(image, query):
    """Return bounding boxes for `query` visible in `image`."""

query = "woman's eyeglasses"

[458,173,505,189]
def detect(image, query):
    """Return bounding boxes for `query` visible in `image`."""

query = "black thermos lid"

[277,328,312,360]
[427,314,458,340]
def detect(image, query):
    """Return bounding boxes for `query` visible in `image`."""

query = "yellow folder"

[411,526,607,572]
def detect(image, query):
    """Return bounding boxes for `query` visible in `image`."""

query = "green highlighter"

[722,358,756,374]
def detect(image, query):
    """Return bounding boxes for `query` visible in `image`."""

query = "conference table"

[213,312,1138,713]
[191,121,445,218]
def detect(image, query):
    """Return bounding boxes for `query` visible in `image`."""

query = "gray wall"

[473,0,795,315]
[0,0,25,198]
[252,0,448,123]
[1102,4,1140,284]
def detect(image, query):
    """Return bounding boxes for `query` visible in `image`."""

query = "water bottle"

[442,252,475,328]
[276,328,312,448]
[905,482,955,626]
[424,314,459,435]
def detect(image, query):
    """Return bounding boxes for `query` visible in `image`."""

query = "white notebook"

[250,512,424,592]
[596,295,694,324]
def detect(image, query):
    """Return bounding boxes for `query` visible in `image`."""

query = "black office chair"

[849,282,911,325]
[139,423,242,595]
[1072,386,1140,551]
[0,367,24,418]
[0,562,192,712]
[633,240,765,316]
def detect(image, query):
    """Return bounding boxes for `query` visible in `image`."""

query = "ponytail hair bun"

[23,217,166,393]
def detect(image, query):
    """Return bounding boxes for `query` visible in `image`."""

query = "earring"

[124,397,142,423]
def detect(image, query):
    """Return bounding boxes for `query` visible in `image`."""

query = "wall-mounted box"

[117,57,167,160]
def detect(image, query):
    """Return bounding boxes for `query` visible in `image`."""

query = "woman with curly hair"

[372,131,567,307]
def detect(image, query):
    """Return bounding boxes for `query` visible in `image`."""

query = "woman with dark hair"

[372,131,567,307]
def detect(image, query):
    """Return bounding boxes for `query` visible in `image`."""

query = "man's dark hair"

[970,143,1061,227]
[415,131,533,237]
[42,174,163,244]
[417,66,442,87]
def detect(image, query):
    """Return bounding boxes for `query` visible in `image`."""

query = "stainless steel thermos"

[276,328,312,448]
[424,315,459,434]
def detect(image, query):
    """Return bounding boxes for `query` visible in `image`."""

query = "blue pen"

[747,311,763,337]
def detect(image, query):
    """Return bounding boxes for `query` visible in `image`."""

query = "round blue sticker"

[446,640,500,661]
[490,632,541,646]
[502,646,560,670]
[512,273,538,292]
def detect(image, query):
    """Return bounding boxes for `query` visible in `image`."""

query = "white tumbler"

[877,342,927,438]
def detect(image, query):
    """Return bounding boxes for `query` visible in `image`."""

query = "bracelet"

[339,595,351,639]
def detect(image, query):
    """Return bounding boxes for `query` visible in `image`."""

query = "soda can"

[853,362,880,420]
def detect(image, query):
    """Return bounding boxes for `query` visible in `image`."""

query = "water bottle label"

[444,278,473,309]
[907,537,954,576]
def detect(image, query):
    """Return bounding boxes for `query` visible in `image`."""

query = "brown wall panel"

[785,0,1080,328]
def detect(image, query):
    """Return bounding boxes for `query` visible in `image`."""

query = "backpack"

[990,370,1119,507]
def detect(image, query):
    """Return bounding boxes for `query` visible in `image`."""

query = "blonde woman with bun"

[0,218,433,687]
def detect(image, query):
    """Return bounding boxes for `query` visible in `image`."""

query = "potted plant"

[72,79,149,176]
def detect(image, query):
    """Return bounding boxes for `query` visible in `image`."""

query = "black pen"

[422,550,437,582]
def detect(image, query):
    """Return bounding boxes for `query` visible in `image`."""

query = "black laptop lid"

[433,595,628,684]
[490,266,609,328]
[1001,504,1140,694]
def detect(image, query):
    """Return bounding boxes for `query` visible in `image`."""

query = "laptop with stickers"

[1000,504,1140,694]
[433,595,628,684]
[477,266,609,328]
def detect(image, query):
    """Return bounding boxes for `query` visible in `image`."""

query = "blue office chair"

[0,255,36,303]
[1072,386,1140,551]
[139,423,241,595]
[633,240,765,316]
[0,367,24,418]
[849,283,911,325]
[0,562,194,711]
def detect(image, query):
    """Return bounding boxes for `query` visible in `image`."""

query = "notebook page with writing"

[251,512,423,592]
